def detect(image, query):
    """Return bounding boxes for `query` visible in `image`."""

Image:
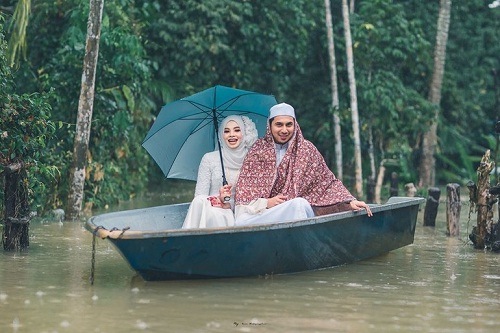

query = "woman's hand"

[218,184,232,203]
[349,200,373,217]
[215,184,232,209]
[207,196,223,207]
[267,194,287,209]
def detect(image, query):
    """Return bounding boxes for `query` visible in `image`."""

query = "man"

[234,103,372,225]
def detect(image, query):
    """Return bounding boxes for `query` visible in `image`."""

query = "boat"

[85,196,424,281]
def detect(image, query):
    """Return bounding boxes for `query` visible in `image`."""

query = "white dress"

[181,151,239,228]
[234,197,315,226]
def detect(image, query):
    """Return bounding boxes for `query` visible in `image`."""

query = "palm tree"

[4,0,31,67]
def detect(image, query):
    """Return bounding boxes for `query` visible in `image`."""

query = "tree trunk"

[3,163,30,250]
[368,126,376,184]
[324,0,343,180]
[446,183,461,237]
[472,150,494,248]
[418,0,452,188]
[66,0,104,220]
[342,0,363,197]
[374,159,386,204]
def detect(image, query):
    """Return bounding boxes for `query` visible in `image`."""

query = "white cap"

[269,103,295,119]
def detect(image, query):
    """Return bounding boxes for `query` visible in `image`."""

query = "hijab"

[218,115,258,170]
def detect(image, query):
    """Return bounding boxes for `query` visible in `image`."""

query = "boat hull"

[86,197,423,281]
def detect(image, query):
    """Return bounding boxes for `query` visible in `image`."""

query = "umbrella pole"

[212,108,229,185]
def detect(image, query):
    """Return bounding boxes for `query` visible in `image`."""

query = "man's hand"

[267,194,287,208]
[349,200,373,217]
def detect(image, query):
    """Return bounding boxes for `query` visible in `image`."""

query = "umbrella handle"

[223,180,230,202]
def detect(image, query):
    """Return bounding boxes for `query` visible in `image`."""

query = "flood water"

[1,188,500,333]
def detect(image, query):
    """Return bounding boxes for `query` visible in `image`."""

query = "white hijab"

[218,115,258,170]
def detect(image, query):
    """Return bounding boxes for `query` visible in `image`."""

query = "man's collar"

[275,142,289,150]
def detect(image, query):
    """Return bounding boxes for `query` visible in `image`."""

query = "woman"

[182,115,258,228]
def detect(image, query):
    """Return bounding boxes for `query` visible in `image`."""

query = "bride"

[181,115,258,228]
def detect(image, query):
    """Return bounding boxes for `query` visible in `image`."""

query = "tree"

[3,0,499,213]
[341,0,363,197]
[1,17,55,248]
[66,0,104,219]
[324,0,343,179]
[4,0,31,67]
[351,0,434,200]
[418,0,452,187]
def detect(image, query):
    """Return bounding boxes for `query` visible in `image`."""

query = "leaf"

[122,85,135,111]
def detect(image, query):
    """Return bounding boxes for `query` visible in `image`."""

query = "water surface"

[1,196,499,333]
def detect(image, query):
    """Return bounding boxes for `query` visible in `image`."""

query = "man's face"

[270,116,295,144]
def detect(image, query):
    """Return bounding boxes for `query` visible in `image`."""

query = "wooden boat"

[86,196,424,281]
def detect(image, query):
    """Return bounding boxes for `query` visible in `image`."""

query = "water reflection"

[1,196,500,332]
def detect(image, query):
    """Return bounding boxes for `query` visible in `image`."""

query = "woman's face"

[223,120,243,149]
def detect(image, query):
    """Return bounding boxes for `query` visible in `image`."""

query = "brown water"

[1,194,500,333]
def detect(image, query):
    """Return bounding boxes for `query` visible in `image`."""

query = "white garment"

[194,151,240,202]
[182,151,238,229]
[235,197,315,226]
[182,115,258,229]
[275,142,289,165]
[182,196,235,228]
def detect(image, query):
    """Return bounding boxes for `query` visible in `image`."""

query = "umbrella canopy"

[142,85,277,182]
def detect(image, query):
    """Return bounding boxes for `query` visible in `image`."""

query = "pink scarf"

[235,121,355,207]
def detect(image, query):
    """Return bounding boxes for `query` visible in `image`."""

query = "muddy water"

[1,195,499,333]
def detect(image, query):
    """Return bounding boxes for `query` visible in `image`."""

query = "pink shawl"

[235,120,355,207]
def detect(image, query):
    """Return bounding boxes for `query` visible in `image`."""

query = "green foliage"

[345,0,434,183]
[397,0,500,184]
[2,0,500,214]
[10,0,161,211]
[142,0,317,97]
[1,16,57,215]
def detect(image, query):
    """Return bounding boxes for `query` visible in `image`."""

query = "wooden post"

[404,183,417,197]
[366,176,375,203]
[446,183,461,237]
[390,172,399,197]
[2,163,30,250]
[423,187,441,227]
[471,150,494,249]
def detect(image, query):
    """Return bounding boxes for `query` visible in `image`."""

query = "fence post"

[390,172,399,197]
[423,187,441,227]
[446,183,461,237]
[404,183,417,197]
[366,176,375,203]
